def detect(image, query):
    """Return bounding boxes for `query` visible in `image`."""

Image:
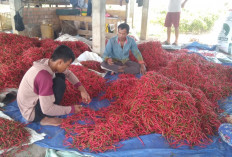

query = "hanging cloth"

[87,0,92,16]
[136,0,143,7]
[120,0,129,6]
[14,11,25,31]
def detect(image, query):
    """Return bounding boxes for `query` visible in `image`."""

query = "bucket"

[40,24,54,39]
[81,11,87,16]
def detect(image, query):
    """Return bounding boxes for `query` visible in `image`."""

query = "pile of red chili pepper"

[0,33,40,90]
[0,118,30,153]
[60,42,232,153]
[0,33,90,92]
[61,71,223,152]
[80,60,105,73]
[1,33,232,153]
[159,53,232,103]
[61,65,106,106]
[129,41,175,71]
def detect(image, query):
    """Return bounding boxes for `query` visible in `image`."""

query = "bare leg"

[167,27,171,44]
[174,26,179,45]
[40,117,62,126]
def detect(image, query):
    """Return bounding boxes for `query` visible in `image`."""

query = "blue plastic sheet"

[184,42,217,52]
[184,42,232,65]
[3,90,232,157]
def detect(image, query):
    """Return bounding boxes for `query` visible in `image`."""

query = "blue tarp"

[3,97,232,157]
[3,74,232,157]
[184,42,232,65]
[184,41,217,52]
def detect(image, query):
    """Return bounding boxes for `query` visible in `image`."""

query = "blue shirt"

[102,36,144,64]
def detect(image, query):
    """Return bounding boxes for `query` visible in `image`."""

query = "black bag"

[14,11,25,31]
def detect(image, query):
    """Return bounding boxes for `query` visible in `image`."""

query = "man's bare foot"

[40,117,62,126]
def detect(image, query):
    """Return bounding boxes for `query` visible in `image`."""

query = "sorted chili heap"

[159,53,232,103]
[129,41,175,71]
[61,70,225,152]
[80,60,105,73]
[0,118,30,153]
[60,46,232,152]
[1,33,232,153]
[0,33,90,92]
[61,65,106,106]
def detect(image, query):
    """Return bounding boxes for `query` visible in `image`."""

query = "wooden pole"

[140,0,149,40]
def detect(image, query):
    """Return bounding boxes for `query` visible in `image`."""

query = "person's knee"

[55,73,65,80]
[101,61,108,67]
[53,77,66,90]
[124,66,140,74]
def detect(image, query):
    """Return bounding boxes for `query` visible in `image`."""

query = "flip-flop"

[162,41,170,45]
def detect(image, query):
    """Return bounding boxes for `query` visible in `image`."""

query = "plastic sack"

[77,51,103,63]
[218,10,232,54]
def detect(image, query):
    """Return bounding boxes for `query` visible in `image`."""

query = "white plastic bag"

[218,10,232,54]
[77,51,103,62]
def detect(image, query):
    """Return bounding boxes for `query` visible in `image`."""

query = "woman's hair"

[51,45,75,62]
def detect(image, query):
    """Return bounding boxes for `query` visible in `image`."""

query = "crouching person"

[17,45,91,126]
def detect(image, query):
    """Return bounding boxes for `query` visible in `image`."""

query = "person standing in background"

[163,0,188,46]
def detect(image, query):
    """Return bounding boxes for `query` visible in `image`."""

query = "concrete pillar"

[92,0,106,56]
[140,0,149,40]
[125,0,130,24]
[9,0,23,34]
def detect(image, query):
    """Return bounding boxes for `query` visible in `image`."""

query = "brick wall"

[22,7,63,37]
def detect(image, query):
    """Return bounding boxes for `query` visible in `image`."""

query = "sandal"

[162,41,170,45]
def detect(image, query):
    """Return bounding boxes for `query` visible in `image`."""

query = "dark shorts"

[164,12,180,28]
[32,73,66,122]
[33,101,50,122]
